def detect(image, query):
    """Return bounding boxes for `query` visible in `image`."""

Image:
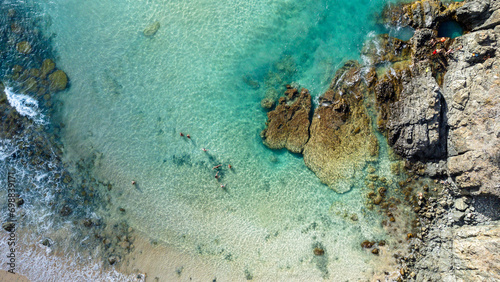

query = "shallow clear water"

[0,0,413,280]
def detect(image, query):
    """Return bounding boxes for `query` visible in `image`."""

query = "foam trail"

[4,87,47,125]
[0,139,17,161]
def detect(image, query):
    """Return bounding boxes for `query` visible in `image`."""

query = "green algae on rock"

[261,86,311,153]
[261,62,379,193]
[48,69,69,92]
[16,40,32,54]
[41,59,56,79]
[303,61,379,193]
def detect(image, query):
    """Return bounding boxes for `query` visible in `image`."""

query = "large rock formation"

[260,87,311,153]
[374,1,500,281]
[376,0,500,198]
[442,24,500,197]
[261,62,378,193]
[452,222,500,281]
[303,62,378,193]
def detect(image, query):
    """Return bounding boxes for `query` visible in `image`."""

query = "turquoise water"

[438,21,463,39]
[0,0,413,280]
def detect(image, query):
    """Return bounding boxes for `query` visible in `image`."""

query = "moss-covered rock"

[16,41,32,54]
[41,59,56,78]
[48,70,68,92]
[303,61,378,193]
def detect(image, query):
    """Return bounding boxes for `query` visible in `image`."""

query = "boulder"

[48,70,68,92]
[456,0,492,30]
[261,88,311,153]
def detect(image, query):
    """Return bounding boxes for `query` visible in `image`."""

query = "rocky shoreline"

[262,0,499,280]
[0,5,143,278]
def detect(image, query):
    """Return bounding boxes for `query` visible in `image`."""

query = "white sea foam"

[4,87,47,125]
[0,139,17,161]
[0,234,144,282]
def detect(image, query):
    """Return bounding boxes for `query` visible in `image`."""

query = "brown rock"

[313,247,324,256]
[48,70,68,92]
[16,41,32,54]
[361,240,375,248]
[261,88,311,153]
[303,61,378,193]
[41,59,56,78]
[373,195,383,205]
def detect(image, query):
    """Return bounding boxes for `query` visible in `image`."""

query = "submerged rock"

[60,205,72,216]
[48,70,68,92]
[41,59,56,78]
[261,87,311,153]
[144,21,160,37]
[16,41,32,54]
[260,97,275,110]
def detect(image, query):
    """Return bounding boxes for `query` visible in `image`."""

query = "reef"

[0,5,140,276]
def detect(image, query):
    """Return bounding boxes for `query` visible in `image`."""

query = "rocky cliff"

[378,0,500,281]
[261,0,500,280]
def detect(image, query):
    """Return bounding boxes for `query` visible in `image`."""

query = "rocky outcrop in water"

[303,62,378,193]
[261,62,378,193]
[260,86,311,153]
[377,0,500,198]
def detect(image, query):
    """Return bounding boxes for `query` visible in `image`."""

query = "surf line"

[5,170,17,274]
